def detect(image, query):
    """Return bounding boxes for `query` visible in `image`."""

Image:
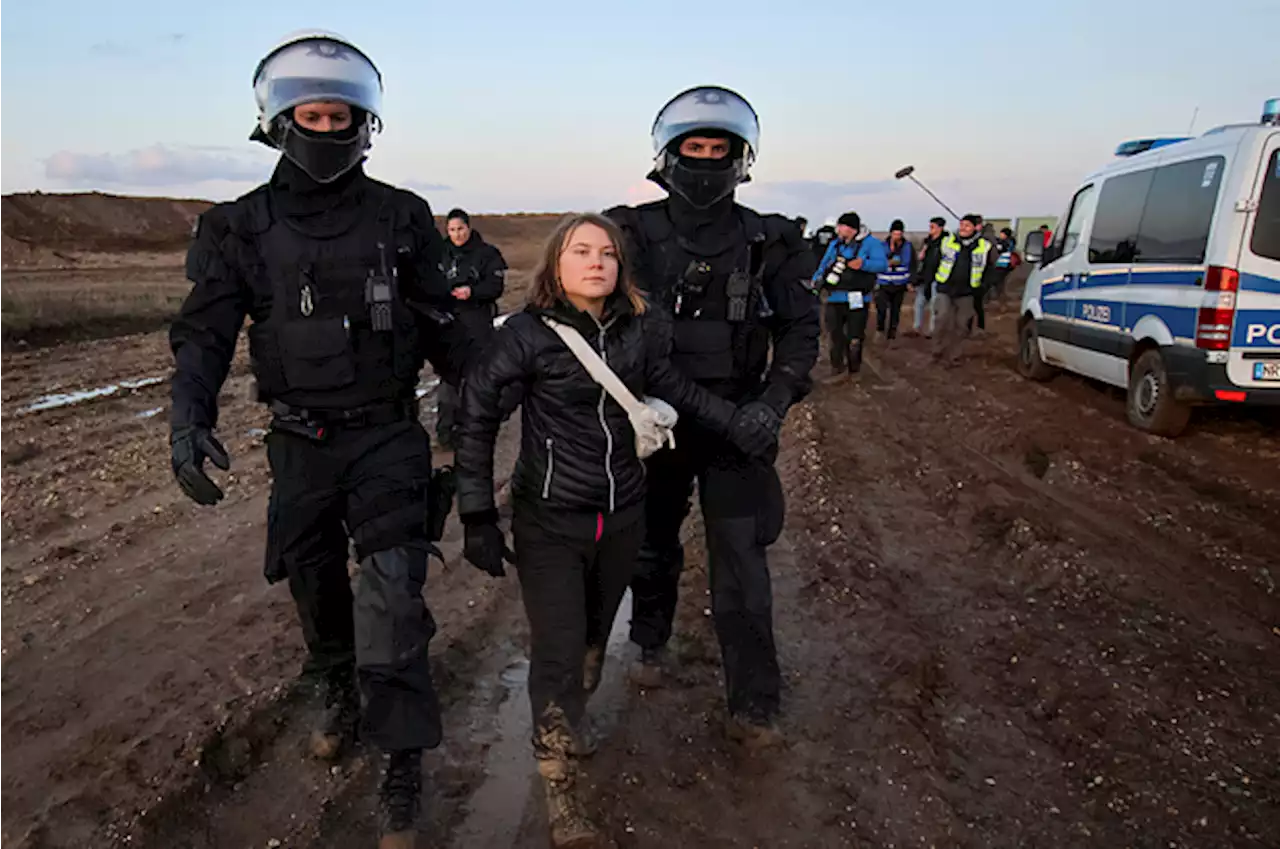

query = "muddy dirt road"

[3,296,1278,848]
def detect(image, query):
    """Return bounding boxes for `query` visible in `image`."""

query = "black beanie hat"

[837,212,861,230]
[890,218,905,232]
[446,208,471,225]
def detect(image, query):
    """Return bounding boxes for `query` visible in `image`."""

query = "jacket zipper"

[542,436,555,499]
[595,320,617,514]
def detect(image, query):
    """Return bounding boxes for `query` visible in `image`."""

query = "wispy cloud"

[44,144,271,187]
[89,40,134,57]
[401,179,454,195]
[757,179,898,200]
[88,33,189,58]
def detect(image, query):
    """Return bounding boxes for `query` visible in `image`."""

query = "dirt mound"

[2,192,211,260]
[1,191,564,270]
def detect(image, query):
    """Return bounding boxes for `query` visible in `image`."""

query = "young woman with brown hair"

[455,212,775,846]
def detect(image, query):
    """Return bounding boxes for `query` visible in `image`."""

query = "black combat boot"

[377,748,423,849]
[309,666,360,761]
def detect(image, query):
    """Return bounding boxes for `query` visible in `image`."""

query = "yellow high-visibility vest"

[935,235,991,289]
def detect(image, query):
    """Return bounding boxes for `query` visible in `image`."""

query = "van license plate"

[1253,362,1280,381]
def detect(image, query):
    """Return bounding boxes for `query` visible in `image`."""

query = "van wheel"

[1127,349,1191,437]
[1017,321,1057,381]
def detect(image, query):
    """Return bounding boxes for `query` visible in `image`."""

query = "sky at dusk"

[2,0,1277,227]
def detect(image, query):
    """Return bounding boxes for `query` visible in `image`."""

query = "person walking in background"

[794,215,808,238]
[969,214,989,334]
[813,212,888,375]
[874,218,913,343]
[932,213,993,367]
[810,221,837,262]
[906,216,946,339]
[435,208,508,451]
[987,226,1019,302]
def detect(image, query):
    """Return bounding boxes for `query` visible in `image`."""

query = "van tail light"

[1195,266,1239,351]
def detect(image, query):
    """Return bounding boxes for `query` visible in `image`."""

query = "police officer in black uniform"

[605,86,820,746]
[435,208,507,450]
[168,31,468,849]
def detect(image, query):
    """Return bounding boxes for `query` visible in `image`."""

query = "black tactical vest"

[237,186,423,411]
[630,204,768,387]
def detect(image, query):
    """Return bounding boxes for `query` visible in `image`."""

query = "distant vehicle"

[1017,98,1280,436]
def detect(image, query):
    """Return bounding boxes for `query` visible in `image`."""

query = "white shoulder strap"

[540,316,648,419]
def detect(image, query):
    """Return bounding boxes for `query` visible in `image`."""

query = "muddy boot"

[309,667,360,761]
[537,758,598,848]
[725,713,785,752]
[376,749,422,849]
[628,646,666,689]
[582,644,604,696]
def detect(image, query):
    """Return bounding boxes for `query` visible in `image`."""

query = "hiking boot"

[583,645,604,695]
[628,647,666,689]
[537,759,599,848]
[377,749,422,849]
[309,668,360,761]
[725,713,785,751]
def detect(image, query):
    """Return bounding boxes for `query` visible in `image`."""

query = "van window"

[1089,170,1152,264]
[1135,156,1225,263]
[1056,184,1094,258]
[1252,149,1280,261]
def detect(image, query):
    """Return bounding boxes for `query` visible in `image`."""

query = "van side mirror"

[1040,245,1061,267]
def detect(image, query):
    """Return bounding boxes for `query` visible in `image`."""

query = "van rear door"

[1228,131,1280,388]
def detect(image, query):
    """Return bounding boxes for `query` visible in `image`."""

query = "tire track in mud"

[801,340,1279,847]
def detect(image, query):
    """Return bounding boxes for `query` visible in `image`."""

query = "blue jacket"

[878,238,914,287]
[813,235,889,304]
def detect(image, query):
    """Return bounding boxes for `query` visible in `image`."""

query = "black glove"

[462,511,515,578]
[170,424,231,506]
[728,401,783,459]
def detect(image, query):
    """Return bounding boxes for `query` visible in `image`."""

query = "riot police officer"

[435,208,507,451]
[168,31,469,849]
[605,86,820,747]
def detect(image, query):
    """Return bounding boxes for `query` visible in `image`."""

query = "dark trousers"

[437,306,495,450]
[632,424,784,720]
[513,508,643,759]
[874,286,908,339]
[435,380,459,450]
[824,299,869,373]
[986,268,1011,302]
[265,418,441,752]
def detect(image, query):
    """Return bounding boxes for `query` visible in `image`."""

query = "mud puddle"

[451,593,635,848]
[16,375,165,413]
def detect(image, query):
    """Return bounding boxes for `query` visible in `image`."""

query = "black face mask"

[660,154,742,210]
[279,121,367,184]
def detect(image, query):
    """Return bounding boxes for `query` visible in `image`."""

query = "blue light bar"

[1263,98,1280,126]
[1114,137,1193,157]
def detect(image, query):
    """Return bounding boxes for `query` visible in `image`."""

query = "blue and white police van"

[1018,98,1280,436]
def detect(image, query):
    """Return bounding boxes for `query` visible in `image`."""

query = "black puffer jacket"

[456,294,737,518]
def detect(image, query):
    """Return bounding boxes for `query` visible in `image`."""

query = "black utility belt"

[269,398,418,438]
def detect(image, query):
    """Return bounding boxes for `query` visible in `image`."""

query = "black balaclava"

[654,134,745,250]
[269,151,368,237]
[256,105,372,231]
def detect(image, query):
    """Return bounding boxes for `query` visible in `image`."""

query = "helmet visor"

[255,39,382,123]
[651,87,759,156]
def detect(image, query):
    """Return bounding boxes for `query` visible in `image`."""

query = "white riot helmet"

[251,30,383,183]
[649,86,759,209]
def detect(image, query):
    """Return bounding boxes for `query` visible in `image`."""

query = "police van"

[1017,98,1280,436]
